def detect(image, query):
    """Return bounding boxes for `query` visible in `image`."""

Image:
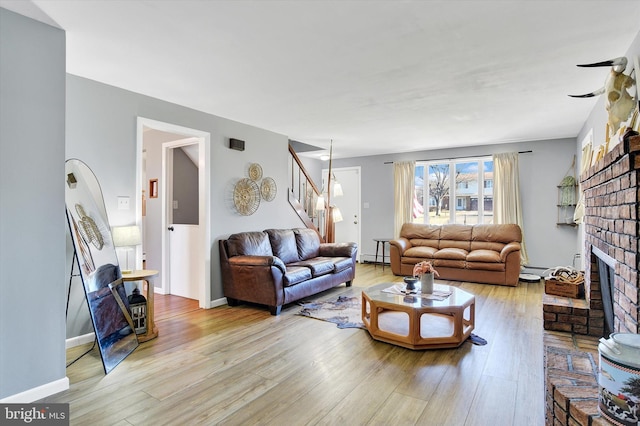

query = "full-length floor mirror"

[65,159,138,373]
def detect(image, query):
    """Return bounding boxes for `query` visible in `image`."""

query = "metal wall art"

[248,162,263,181]
[260,177,277,202]
[233,178,260,216]
[233,163,278,215]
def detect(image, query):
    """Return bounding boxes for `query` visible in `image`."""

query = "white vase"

[421,273,434,294]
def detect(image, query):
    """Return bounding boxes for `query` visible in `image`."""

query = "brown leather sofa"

[390,223,522,286]
[219,228,358,315]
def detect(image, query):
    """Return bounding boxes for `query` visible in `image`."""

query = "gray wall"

[173,147,199,225]
[0,9,66,399]
[332,138,580,271]
[65,74,305,336]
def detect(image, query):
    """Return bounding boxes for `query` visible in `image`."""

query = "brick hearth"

[543,294,592,334]
[545,346,604,426]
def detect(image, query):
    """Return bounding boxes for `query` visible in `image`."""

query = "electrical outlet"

[117,196,130,210]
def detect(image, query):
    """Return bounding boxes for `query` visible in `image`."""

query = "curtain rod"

[383,150,533,164]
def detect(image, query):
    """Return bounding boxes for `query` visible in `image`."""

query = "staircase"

[288,144,335,242]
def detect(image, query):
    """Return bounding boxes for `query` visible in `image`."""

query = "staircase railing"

[288,144,335,242]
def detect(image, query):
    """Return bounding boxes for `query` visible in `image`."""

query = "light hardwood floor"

[47,263,589,425]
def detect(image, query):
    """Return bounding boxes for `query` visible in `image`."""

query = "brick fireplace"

[544,134,640,426]
[544,135,640,336]
[581,134,640,336]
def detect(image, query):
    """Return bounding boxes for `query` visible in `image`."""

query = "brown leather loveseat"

[390,223,522,286]
[219,228,358,315]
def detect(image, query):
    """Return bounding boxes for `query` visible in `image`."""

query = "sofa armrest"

[228,255,286,274]
[389,237,411,255]
[499,242,521,262]
[319,242,358,258]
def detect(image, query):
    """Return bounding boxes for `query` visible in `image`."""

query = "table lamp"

[112,225,142,274]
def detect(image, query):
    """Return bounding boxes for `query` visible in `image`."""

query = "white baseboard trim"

[209,297,228,309]
[0,377,69,403]
[65,332,95,349]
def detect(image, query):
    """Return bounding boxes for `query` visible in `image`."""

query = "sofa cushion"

[439,224,472,251]
[466,262,505,271]
[472,224,522,243]
[433,259,466,269]
[470,241,506,252]
[467,249,501,263]
[434,247,467,260]
[290,257,335,277]
[265,229,299,264]
[401,223,441,240]
[332,257,352,273]
[294,228,321,260]
[227,232,273,257]
[283,265,312,287]
[404,246,437,258]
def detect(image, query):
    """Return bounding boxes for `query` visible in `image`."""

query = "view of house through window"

[414,158,493,225]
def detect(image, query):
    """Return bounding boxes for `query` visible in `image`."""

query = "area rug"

[297,296,365,329]
[297,296,488,346]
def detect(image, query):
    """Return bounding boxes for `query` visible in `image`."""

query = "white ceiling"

[3,0,640,159]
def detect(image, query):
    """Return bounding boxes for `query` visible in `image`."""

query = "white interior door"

[165,140,201,300]
[168,224,201,299]
[323,167,361,260]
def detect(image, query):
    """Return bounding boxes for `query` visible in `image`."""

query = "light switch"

[363,202,370,209]
[117,196,130,210]
[173,200,178,209]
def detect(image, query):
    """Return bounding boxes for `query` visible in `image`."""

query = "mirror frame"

[65,159,138,374]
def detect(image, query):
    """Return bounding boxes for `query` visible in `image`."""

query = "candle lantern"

[127,286,147,334]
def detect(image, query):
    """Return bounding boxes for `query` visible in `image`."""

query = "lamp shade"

[112,225,142,247]
[333,207,343,223]
[315,195,325,211]
[333,181,343,197]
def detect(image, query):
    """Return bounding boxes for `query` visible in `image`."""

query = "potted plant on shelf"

[413,261,439,294]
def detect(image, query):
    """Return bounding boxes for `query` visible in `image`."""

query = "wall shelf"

[557,184,578,227]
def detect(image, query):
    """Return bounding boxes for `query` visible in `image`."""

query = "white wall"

[0,9,67,400]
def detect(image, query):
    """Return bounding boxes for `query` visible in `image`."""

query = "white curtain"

[394,161,415,238]
[493,152,529,265]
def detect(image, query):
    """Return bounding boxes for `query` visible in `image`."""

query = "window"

[414,157,493,225]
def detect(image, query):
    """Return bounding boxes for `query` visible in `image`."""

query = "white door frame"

[136,117,212,309]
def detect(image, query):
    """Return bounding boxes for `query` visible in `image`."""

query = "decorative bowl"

[403,276,419,291]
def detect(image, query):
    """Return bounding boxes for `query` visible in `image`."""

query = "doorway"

[322,166,361,261]
[164,139,201,301]
[136,117,211,308]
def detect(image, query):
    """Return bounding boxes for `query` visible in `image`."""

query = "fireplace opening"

[592,246,616,337]
[596,257,615,336]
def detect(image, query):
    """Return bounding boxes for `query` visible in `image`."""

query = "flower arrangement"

[413,261,439,278]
